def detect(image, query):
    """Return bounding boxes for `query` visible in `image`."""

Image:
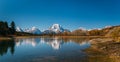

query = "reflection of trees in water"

[0,40,15,56]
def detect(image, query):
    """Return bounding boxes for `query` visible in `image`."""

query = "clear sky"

[0,0,120,31]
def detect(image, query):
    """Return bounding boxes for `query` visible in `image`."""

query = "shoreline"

[0,36,104,40]
[85,38,120,57]
[0,35,119,39]
[15,35,106,38]
[0,37,13,40]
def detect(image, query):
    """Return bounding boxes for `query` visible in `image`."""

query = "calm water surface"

[0,37,118,62]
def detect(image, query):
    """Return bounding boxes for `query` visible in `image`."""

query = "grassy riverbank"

[85,37,120,58]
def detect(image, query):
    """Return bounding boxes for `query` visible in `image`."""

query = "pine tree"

[4,21,9,35]
[10,21,16,34]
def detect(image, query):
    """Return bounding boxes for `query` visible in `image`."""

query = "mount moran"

[16,24,70,34]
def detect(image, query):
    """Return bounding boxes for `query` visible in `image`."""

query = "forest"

[0,21,16,36]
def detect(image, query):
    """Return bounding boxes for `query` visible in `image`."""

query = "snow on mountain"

[43,24,70,34]
[24,27,41,34]
[24,28,30,32]
[16,27,23,32]
[49,24,64,33]
[16,24,70,34]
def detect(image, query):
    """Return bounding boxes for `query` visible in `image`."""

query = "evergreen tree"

[0,21,6,36]
[4,21,9,35]
[4,22,9,29]
[0,21,16,36]
[10,21,16,34]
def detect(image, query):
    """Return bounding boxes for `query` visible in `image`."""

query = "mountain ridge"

[16,24,120,37]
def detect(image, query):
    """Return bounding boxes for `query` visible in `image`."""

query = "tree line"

[0,21,16,36]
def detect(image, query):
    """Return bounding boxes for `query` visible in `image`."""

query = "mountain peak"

[50,24,64,33]
[52,24,60,26]
[16,26,23,32]
[51,24,61,29]
[31,26,37,30]
[43,24,70,34]
[24,27,41,34]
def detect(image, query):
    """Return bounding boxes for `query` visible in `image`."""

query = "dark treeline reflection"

[0,40,15,56]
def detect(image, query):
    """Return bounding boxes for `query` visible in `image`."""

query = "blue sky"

[0,0,120,31]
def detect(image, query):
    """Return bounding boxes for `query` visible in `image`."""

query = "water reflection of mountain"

[41,37,90,50]
[41,37,64,50]
[15,37,91,50]
[15,37,64,50]
[0,40,15,56]
[15,38,40,47]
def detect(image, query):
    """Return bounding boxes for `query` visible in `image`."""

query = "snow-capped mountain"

[43,24,70,34]
[16,24,70,34]
[24,27,41,34]
[49,24,64,33]
[16,27,23,32]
